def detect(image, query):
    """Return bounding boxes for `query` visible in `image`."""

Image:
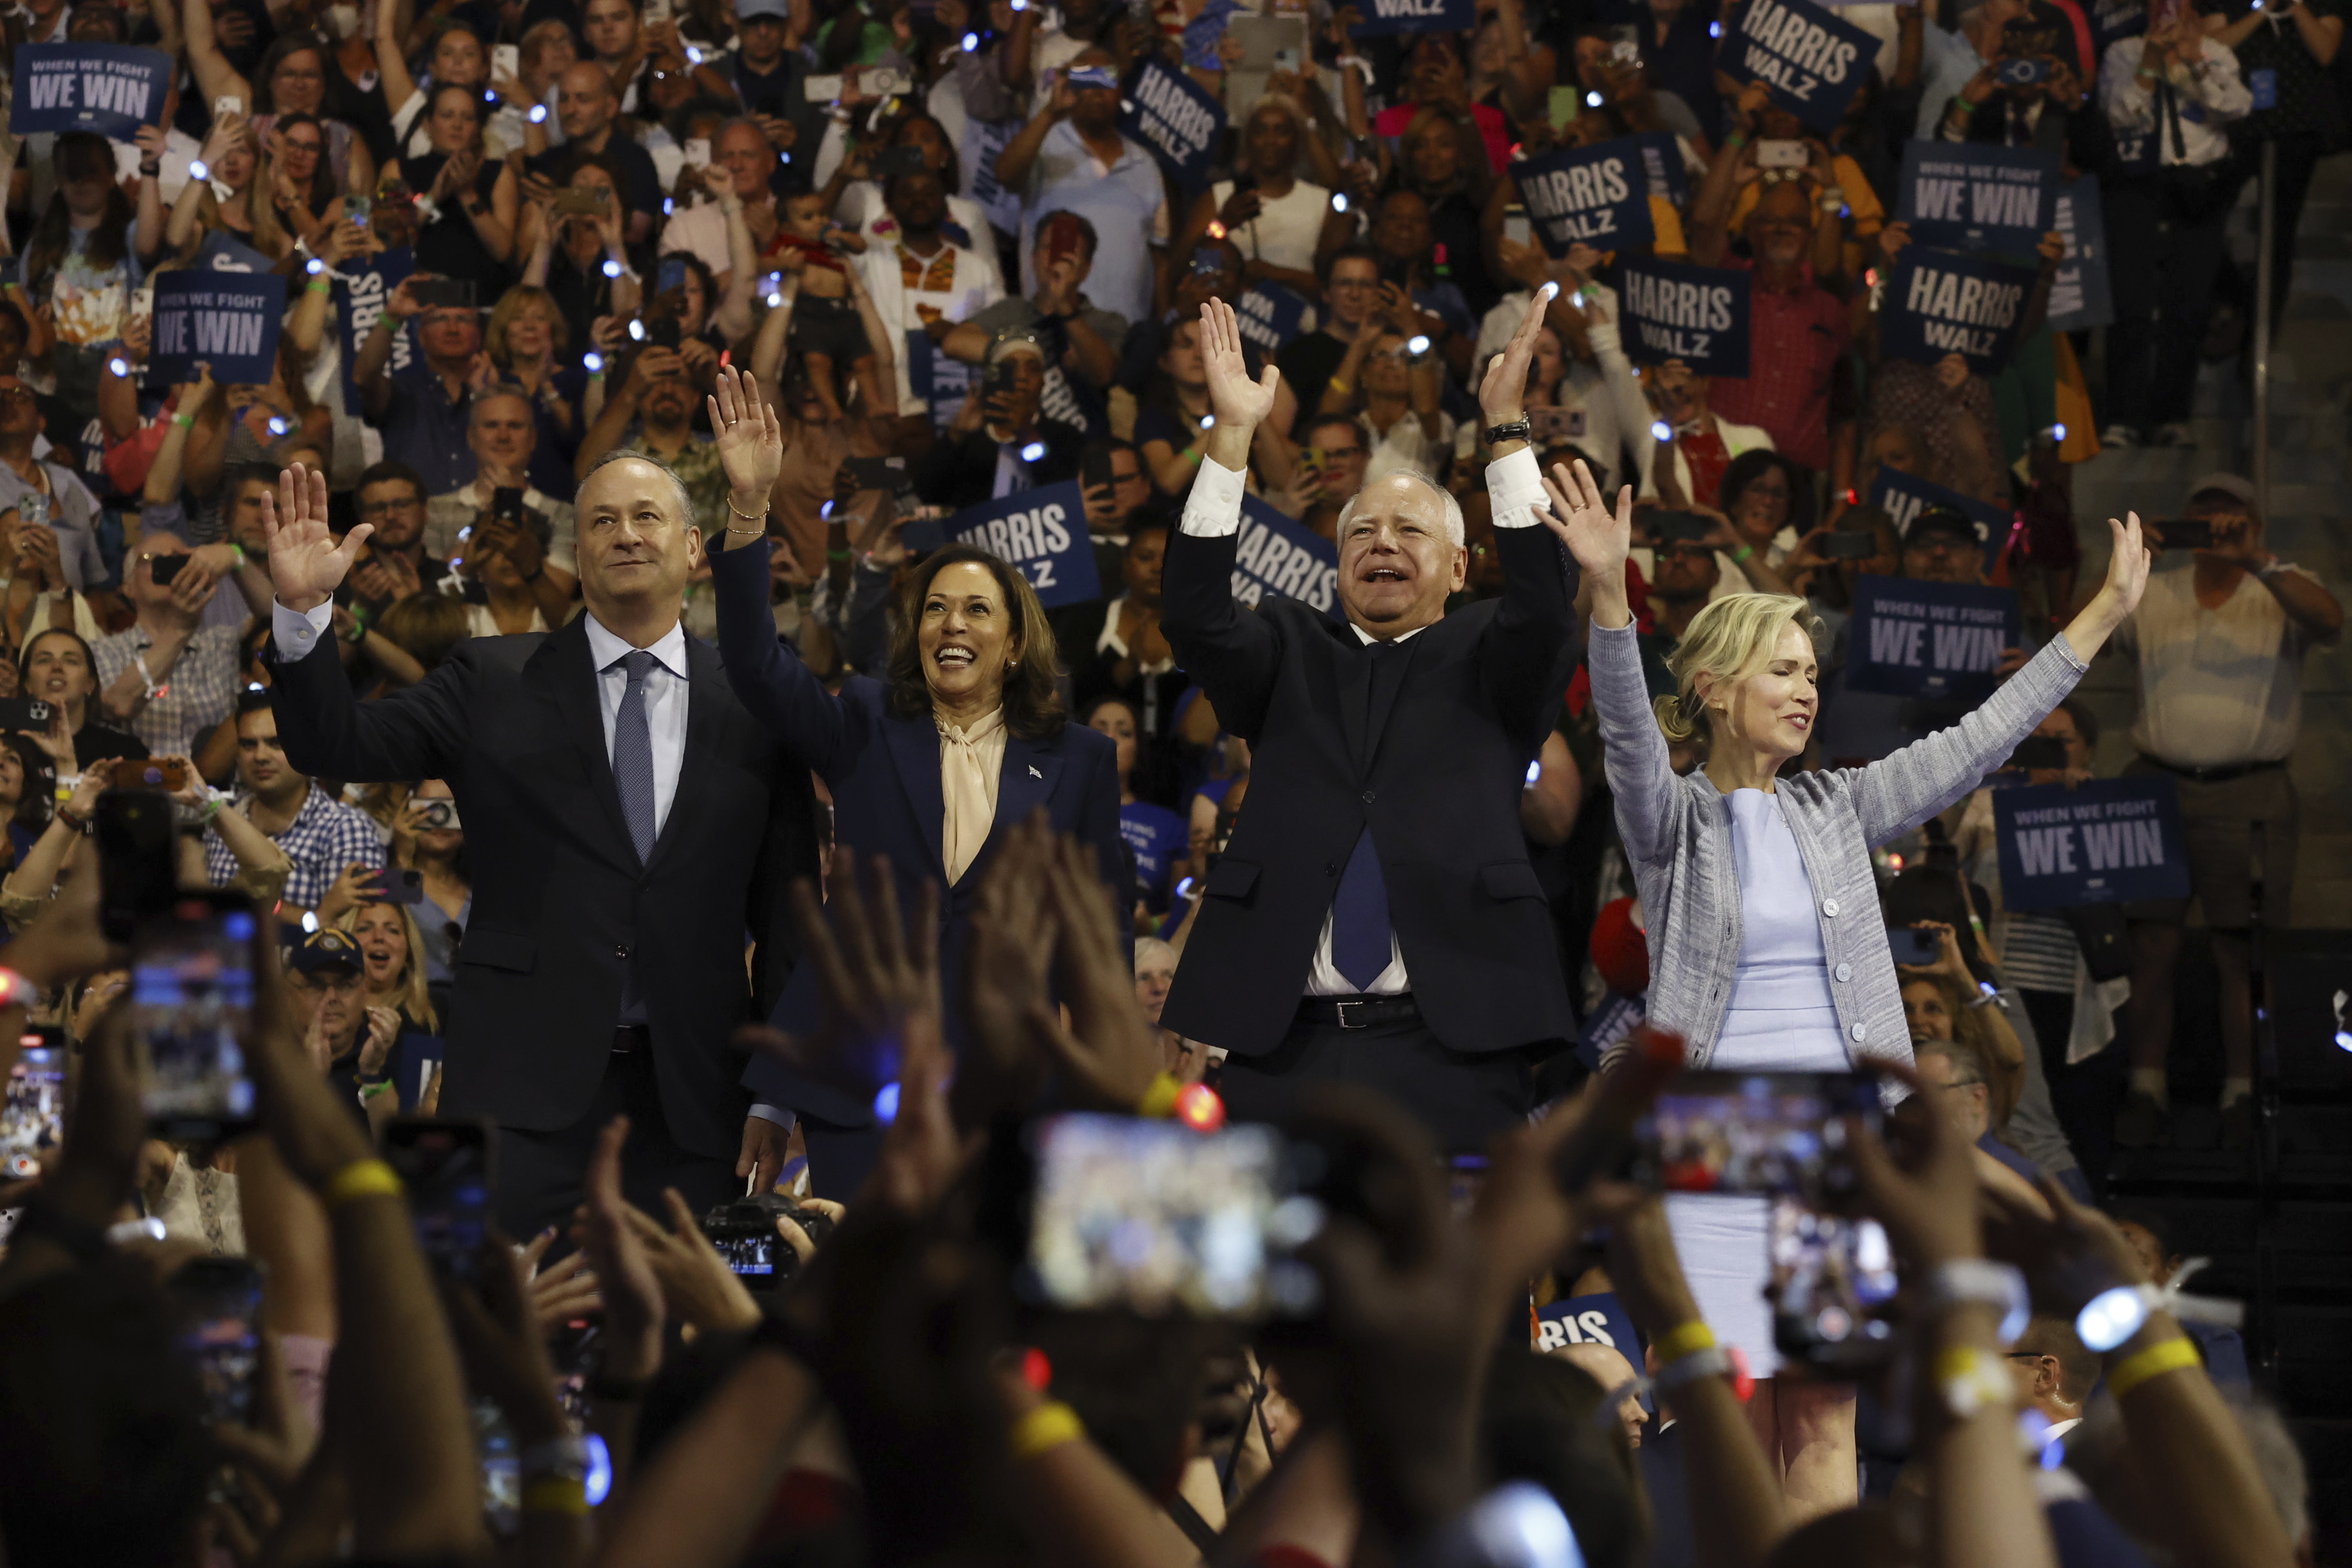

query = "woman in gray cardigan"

[1544,458,2149,1514]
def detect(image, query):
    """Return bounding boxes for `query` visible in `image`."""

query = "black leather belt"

[1297,994,1419,1030]
[2137,754,2286,785]
[611,1025,651,1053]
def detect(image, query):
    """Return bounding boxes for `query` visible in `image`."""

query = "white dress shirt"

[1177,447,1551,997]
[273,602,691,838]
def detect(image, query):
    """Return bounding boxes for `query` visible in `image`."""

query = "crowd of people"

[0,0,2339,1557]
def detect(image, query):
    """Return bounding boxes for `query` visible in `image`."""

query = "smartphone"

[1608,31,1640,66]
[1631,1072,1882,1200]
[1042,210,1086,266]
[683,136,712,168]
[415,799,461,832]
[1885,925,1943,966]
[2155,516,2213,550]
[1547,84,1581,128]
[366,867,427,905]
[341,191,371,226]
[17,493,46,533]
[95,790,182,945]
[655,257,690,299]
[1825,530,1879,560]
[213,95,242,120]
[1081,446,1115,495]
[1529,405,1585,440]
[411,278,477,311]
[1502,204,1532,248]
[131,893,260,1142]
[1769,1197,1900,1373]
[803,73,845,102]
[112,756,192,793]
[643,0,672,22]
[491,487,527,534]
[382,1119,495,1282]
[493,43,520,79]
[843,454,913,496]
[865,68,913,97]
[170,1257,266,1426]
[1,1037,66,1181]
[647,318,682,351]
[997,1112,1313,1318]
[1755,139,1809,170]
[147,551,191,587]
[1995,55,2052,85]
[554,187,606,215]
[1649,510,1712,547]
[132,278,157,320]
[1190,244,1227,279]
[701,1201,783,1286]
[0,696,55,733]
[2008,734,2069,772]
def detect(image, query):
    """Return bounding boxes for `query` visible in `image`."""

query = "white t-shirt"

[2115,559,2336,767]
[1208,177,1331,276]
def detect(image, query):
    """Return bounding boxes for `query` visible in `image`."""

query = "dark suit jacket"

[268,614,820,1159]
[709,539,1127,1127]
[1158,522,1580,1056]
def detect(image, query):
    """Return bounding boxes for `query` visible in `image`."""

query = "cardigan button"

[1821,897,1841,917]
[1834,962,1853,983]
[1850,1022,1867,1043]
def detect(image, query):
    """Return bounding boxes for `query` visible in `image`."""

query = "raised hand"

[708,364,785,521]
[1197,297,1278,433]
[1476,281,1558,428]
[262,462,372,613]
[2088,511,2152,629]
[1539,456,1632,593]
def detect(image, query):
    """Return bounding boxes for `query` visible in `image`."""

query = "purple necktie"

[1330,826,1392,990]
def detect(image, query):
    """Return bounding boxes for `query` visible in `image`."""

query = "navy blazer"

[710,538,1127,1126]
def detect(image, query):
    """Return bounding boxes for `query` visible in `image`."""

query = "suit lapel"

[1336,629,1373,772]
[881,712,948,879]
[534,618,637,868]
[986,733,1063,859]
[643,635,723,876]
[1362,631,1424,767]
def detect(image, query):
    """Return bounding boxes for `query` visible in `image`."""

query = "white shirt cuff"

[272,599,334,658]
[748,1102,795,1130]
[1179,455,1247,538]
[1487,445,1549,530]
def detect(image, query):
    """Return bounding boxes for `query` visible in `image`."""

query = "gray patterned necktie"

[613,649,658,863]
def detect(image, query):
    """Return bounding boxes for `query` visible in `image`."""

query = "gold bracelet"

[2106,1336,2201,1399]
[320,1157,404,1211]
[1009,1400,1084,1462]
[727,495,769,523]
[1654,1320,1716,1363]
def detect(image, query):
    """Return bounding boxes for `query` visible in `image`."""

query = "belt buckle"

[1334,999,1366,1030]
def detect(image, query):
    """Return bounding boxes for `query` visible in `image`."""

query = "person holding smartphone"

[1556,448,2148,1515]
[201,690,386,919]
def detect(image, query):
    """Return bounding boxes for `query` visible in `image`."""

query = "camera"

[700,1193,835,1287]
[1995,55,2053,86]
[415,799,462,832]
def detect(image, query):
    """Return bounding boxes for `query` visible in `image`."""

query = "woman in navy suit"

[703,369,1124,1197]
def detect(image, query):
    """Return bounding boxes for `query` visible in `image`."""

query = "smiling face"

[918,560,1019,712]
[351,902,411,990]
[1728,462,1790,544]
[1749,181,1814,267]
[574,456,700,625]
[1337,474,1465,636]
[501,300,555,363]
[1362,333,1412,398]
[1696,618,1818,767]
[270,46,326,113]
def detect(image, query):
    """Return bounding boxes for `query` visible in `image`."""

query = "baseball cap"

[736,0,790,19]
[2182,471,2256,512]
[1902,506,1981,549]
[284,927,364,977]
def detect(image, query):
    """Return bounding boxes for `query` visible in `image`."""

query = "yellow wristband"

[1137,1072,1183,1119]
[2106,1336,2201,1399]
[1654,1320,1716,1363]
[522,1476,590,1515]
[1328,377,1353,394]
[320,1157,404,1211]
[1010,1400,1084,1462]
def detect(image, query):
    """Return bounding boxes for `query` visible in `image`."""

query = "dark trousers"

[2102,181,2231,430]
[494,1049,743,1249]
[1214,1009,1533,1155]
[2218,133,2328,335]
[798,1115,884,1204]
[2018,987,2128,1199]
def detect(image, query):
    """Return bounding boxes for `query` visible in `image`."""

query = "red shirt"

[1705,257,1847,473]
[1371,101,1511,177]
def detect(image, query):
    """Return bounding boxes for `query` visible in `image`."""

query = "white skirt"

[1663,1004,1851,1377]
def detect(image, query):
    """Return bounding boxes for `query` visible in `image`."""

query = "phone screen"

[132,896,260,1142]
[1825,530,1879,560]
[1503,210,1532,247]
[1885,926,1944,966]
[705,1217,779,1283]
[656,257,689,297]
[1632,1072,1880,1199]
[382,1120,494,1282]
[1020,1113,1304,1317]
[1,1043,65,1181]
[97,792,183,945]
[1769,1196,1899,1371]
[2007,734,2069,772]
[170,1257,265,1426]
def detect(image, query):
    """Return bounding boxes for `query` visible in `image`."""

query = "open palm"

[709,364,786,503]
[262,462,371,612]
[1199,298,1278,429]
[1539,456,1631,581]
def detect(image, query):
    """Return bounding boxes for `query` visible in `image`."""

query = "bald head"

[557,63,614,141]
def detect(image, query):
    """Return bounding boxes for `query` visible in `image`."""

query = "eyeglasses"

[281,139,324,155]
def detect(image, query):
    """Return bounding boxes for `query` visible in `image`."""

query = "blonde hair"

[334,899,441,1035]
[1652,592,1823,745]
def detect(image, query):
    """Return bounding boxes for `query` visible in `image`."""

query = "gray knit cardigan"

[1588,618,2090,1073]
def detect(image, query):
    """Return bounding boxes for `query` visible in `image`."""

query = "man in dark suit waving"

[1161,295,1582,1149]
[261,449,820,1240]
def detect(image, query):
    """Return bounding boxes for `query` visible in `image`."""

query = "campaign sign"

[1118,60,1224,192]
[8,44,170,139]
[1535,1291,1651,1409]
[1232,282,1310,356]
[1634,132,1690,206]
[335,246,415,416]
[149,271,282,388]
[1511,140,1656,257]
[931,480,1101,609]
[1845,576,2019,701]
[1234,495,1340,616]
[962,118,1023,241]
[905,327,977,435]
[1993,776,2192,910]
[1617,257,1750,378]
[2046,175,2113,333]
[1894,141,2060,253]
[1348,0,1476,36]
[1881,246,2038,376]
[1866,467,2011,576]
[1714,0,1875,132]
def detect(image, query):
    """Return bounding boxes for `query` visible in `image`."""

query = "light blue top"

[1723,789,1839,1014]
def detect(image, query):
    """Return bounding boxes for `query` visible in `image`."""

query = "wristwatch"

[1482,418,1533,447]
